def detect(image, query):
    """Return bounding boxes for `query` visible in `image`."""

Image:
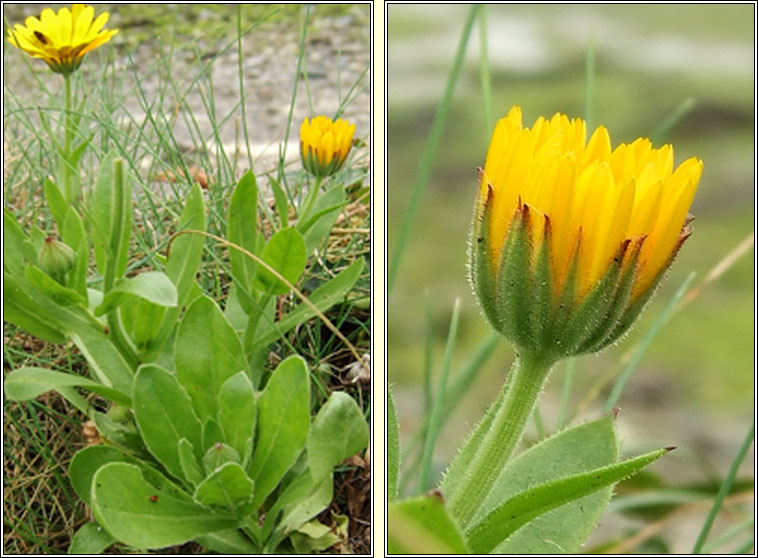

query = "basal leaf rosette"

[300,115,355,178]
[470,106,702,360]
[7,4,118,75]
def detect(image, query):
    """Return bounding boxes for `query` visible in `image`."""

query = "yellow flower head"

[300,115,355,178]
[7,4,118,75]
[471,106,702,358]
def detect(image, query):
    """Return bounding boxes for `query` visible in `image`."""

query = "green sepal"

[560,239,630,354]
[578,237,645,353]
[495,202,534,349]
[468,177,503,334]
[529,213,553,351]
[593,228,691,351]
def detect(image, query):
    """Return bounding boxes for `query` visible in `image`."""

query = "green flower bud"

[38,236,75,284]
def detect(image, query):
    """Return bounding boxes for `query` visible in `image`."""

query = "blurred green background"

[388,4,753,550]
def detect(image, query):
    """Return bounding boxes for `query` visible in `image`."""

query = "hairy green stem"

[448,351,555,528]
[63,74,74,201]
[300,175,323,224]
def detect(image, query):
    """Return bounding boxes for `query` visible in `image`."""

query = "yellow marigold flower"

[470,106,702,358]
[300,115,355,177]
[7,4,118,75]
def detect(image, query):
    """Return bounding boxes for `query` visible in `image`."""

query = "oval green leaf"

[175,294,248,423]
[217,371,257,459]
[389,493,469,554]
[133,364,203,481]
[91,462,238,549]
[307,391,368,484]
[248,355,310,511]
[4,367,131,407]
[194,462,255,514]
[467,447,671,554]
[227,170,259,291]
[253,227,306,295]
[95,271,178,317]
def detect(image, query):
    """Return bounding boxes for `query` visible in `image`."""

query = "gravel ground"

[3,4,371,176]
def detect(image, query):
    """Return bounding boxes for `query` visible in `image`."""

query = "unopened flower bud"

[470,106,702,360]
[300,115,355,178]
[38,236,75,283]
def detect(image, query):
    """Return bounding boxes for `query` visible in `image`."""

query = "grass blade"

[692,420,755,553]
[418,299,461,493]
[388,5,480,294]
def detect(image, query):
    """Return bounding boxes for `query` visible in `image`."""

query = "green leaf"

[4,367,131,407]
[307,392,368,484]
[4,271,134,392]
[69,446,135,507]
[178,438,204,487]
[25,264,85,306]
[388,388,400,502]
[62,208,88,302]
[133,364,203,481]
[138,183,207,359]
[3,209,36,275]
[91,462,239,549]
[91,412,149,458]
[68,134,93,170]
[388,493,469,554]
[217,372,257,459]
[95,271,178,316]
[195,529,260,554]
[227,170,259,291]
[252,259,363,351]
[175,295,249,422]
[202,419,227,456]
[467,447,671,554]
[91,151,131,278]
[290,516,343,554]
[202,442,240,473]
[269,176,290,229]
[69,312,135,394]
[128,298,171,352]
[297,185,346,254]
[194,462,255,514]
[474,414,619,553]
[68,521,116,554]
[248,356,310,511]
[3,272,65,343]
[253,227,306,295]
[44,178,68,232]
[274,473,333,546]
[166,183,206,306]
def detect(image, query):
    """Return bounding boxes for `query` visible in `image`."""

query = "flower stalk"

[447,351,555,527]
[62,73,75,202]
